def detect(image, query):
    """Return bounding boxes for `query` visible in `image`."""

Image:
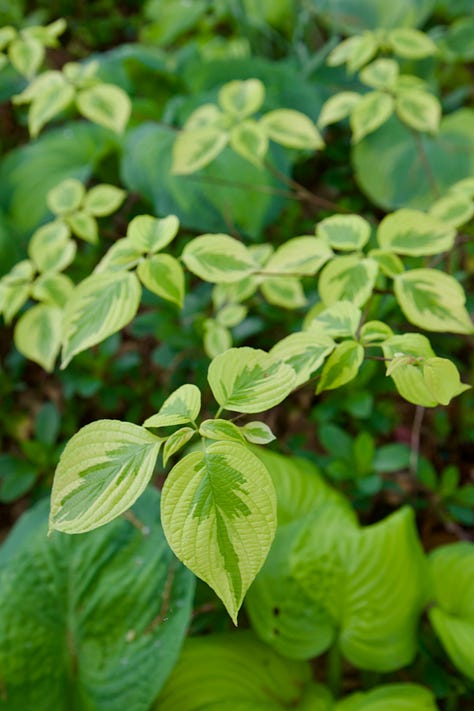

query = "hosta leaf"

[270,331,335,387]
[83,184,126,216]
[360,59,399,90]
[377,208,455,255]
[305,301,362,338]
[50,420,162,533]
[171,127,228,175]
[65,209,98,243]
[47,178,85,215]
[395,89,441,134]
[208,347,296,414]
[76,83,132,133]
[163,427,196,467]
[318,255,378,307]
[28,73,75,138]
[0,490,194,711]
[241,421,275,445]
[335,683,438,711]
[199,419,246,444]
[317,92,361,129]
[156,631,311,711]
[182,234,256,283]
[264,236,333,276]
[144,384,201,428]
[260,109,324,150]
[14,304,62,372]
[351,92,394,144]
[127,214,179,254]
[388,27,437,59]
[28,220,75,273]
[316,341,364,394]
[161,441,276,623]
[316,214,371,251]
[394,269,473,334]
[61,270,141,367]
[429,193,474,228]
[218,79,265,118]
[230,119,268,167]
[260,276,306,308]
[137,254,185,307]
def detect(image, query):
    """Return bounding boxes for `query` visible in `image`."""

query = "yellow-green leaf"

[395,89,441,134]
[76,83,131,133]
[137,254,185,308]
[318,255,378,307]
[377,209,455,256]
[218,79,265,118]
[144,384,201,429]
[351,91,394,144]
[230,119,268,167]
[316,340,364,394]
[14,304,62,372]
[316,214,371,251]
[172,127,228,175]
[260,109,324,150]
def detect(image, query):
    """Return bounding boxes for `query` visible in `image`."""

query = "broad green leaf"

[347,32,379,73]
[335,683,438,711]
[8,36,43,78]
[163,427,196,467]
[241,421,275,445]
[127,214,179,254]
[0,490,194,711]
[161,441,277,623]
[316,341,364,394]
[216,303,247,328]
[359,320,393,345]
[182,234,256,283]
[95,238,142,272]
[428,543,474,680]
[394,269,473,333]
[50,420,162,533]
[61,271,141,367]
[199,419,246,444]
[318,255,378,307]
[377,208,455,255]
[204,319,232,358]
[208,347,296,414]
[230,119,268,167]
[260,109,324,150]
[395,89,441,134]
[422,358,470,406]
[305,301,362,339]
[368,249,404,277]
[28,220,75,273]
[184,103,225,130]
[270,331,335,387]
[28,73,75,137]
[317,92,361,129]
[218,79,265,118]
[47,178,85,215]
[144,384,201,428]
[264,236,333,276]
[137,254,185,308]
[316,214,371,251]
[76,83,131,133]
[171,127,229,175]
[156,631,311,711]
[14,304,62,372]
[360,59,399,90]
[351,91,395,143]
[65,209,98,243]
[260,276,306,308]
[31,272,74,308]
[83,184,126,216]
[388,27,437,58]
[382,333,437,406]
[429,193,474,228]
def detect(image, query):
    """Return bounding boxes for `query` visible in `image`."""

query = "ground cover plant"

[0,0,473,709]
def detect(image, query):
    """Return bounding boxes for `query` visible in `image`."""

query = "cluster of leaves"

[0,0,473,709]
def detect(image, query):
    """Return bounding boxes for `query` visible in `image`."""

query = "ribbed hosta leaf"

[335,683,439,710]
[161,441,276,623]
[50,420,162,534]
[61,271,141,367]
[208,347,296,414]
[0,490,195,711]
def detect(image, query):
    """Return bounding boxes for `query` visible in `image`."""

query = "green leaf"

[260,109,324,150]
[65,209,99,243]
[208,347,296,414]
[316,340,364,394]
[161,441,276,623]
[184,103,225,130]
[0,26,16,50]
[377,209,455,255]
[127,214,179,254]
[305,301,362,338]
[47,178,85,215]
[14,304,62,371]
[319,255,378,306]
[316,214,371,251]
[388,27,437,58]
[31,272,74,308]
[28,220,76,273]
[216,303,247,328]
[230,119,268,167]
[50,420,162,533]
[351,91,395,144]
[260,276,306,308]
[76,83,132,133]
[95,238,142,272]
[382,334,438,407]
[83,184,126,216]
[317,92,361,129]
[171,127,229,175]
[395,89,441,134]
[0,490,195,711]
[0,456,37,503]
[335,683,438,711]
[347,32,379,73]
[163,427,196,467]
[204,319,232,358]
[360,59,399,90]
[428,543,474,680]
[144,384,201,428]
[199,419,246,444]
[241,421,276,445]
[182,234,256,283]
[61,271,141,367]
[270,331,335,387]
[359,320,393,345]
[218,79,265,118]
[8,36,43,78]
[422,358,470,406]
[137,254,185,308]
[394,269,473,334]
[27,72,75,137]
[368,249,404,277]
[429,193,474,229]
[264,236,333,275]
